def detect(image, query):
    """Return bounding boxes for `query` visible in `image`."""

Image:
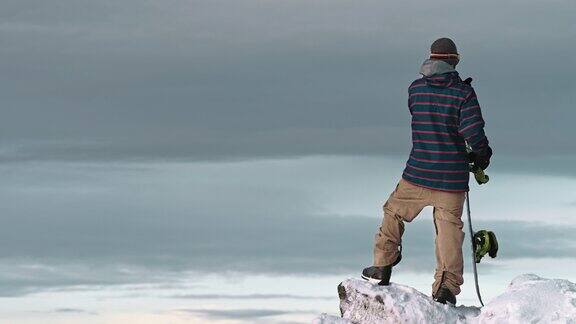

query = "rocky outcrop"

[314,274,576,323]
[335,278,479,323]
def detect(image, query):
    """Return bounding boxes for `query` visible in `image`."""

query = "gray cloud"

[170,293,333,300]
[52,308,98,315]
[1,199,574,296]
[1,159,575,297]
[180,308,304,320]
[0,160,575,297]
[0,0,575,165]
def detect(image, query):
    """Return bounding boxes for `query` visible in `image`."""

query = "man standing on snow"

[361,38,492,305]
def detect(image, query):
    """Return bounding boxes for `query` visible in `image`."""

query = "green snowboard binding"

[473,230,498,263]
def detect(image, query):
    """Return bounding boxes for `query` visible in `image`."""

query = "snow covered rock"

[477,274,576,323]
[335,278,479,323]
[313,274,576,323]
[312,313,353,324]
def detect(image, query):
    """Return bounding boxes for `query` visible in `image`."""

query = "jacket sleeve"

[458,88,490,154]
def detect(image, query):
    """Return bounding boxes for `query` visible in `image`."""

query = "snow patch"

[313,274,576,323]
[313,313,352,324]
[478,274,576,323]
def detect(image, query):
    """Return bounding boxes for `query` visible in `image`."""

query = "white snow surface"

[313,274,576,323]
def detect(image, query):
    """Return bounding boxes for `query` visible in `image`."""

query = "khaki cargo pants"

[373,179,466,296]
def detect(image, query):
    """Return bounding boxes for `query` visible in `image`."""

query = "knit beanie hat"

[430,38,459,67]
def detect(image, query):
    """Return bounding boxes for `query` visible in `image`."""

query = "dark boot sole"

[361,266,392,286]
[360,254,400,286]
[434,299,456,306]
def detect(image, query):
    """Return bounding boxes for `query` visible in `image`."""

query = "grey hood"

[419,59,456,77]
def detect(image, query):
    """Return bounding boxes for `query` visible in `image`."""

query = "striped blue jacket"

[402,71,490,192]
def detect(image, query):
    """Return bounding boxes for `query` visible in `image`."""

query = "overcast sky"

[1,0,575,163]
[1,1,576,323]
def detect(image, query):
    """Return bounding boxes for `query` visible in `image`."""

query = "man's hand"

[467,146,492,170]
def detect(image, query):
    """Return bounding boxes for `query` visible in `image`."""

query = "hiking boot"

[361,254,402,286]
[433,286,456,305]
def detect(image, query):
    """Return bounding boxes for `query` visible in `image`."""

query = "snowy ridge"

[478,274,576,323]
[313,274,576,323]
